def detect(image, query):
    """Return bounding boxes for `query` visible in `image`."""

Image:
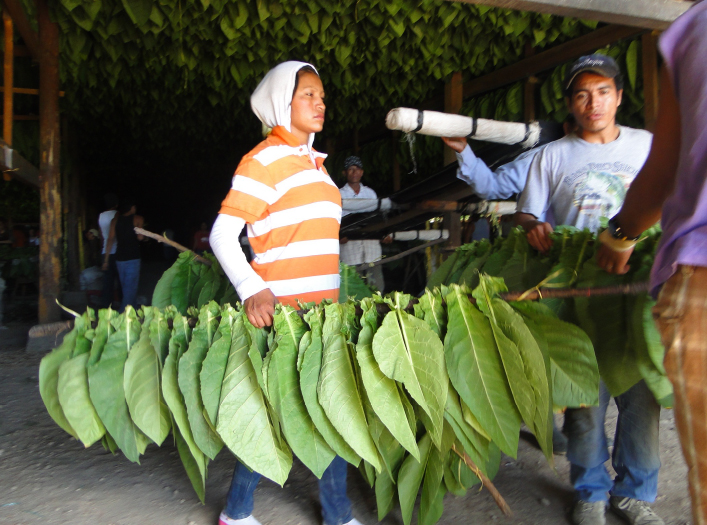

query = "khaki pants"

[654,265,707,525]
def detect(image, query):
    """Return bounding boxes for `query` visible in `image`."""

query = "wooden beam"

[642,32,660,132]
[523,43,537,122]
[38,0,61,323]
[463,24,645,99]
[1,0,39,59]
[0,86,65,96]
[444,212,463,249]
[3,11,12,147]
[446,0,692,30]
[444,71,463,165]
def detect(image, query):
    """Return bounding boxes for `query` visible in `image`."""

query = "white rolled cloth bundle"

[392,230,449,241]
[342,197,394,215]
[385,107,541,149]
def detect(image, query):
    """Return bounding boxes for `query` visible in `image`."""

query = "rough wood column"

[642,32,659,132]
[444,211,462,249]
[523,43,536,122]
[38,0,61,323]
[3,11,13,147]
[444,71,463,166]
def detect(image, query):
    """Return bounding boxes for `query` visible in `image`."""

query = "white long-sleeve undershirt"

[209,213,268,302]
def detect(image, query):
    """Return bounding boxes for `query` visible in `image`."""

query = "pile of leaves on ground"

[39,274,598,524]
[153,251,374,315]
[428,225,673,408]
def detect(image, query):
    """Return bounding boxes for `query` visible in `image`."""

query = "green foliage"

[429,227,671,407]
[39,262,598,523]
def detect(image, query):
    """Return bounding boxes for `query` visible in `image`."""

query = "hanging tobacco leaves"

[39,254,597,523]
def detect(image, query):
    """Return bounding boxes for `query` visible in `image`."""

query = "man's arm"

[102,216,117,270]
[514,148,555,253]
[443,138,525,200]
[597,66,681,274]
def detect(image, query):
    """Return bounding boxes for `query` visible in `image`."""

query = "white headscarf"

[250,61,320,147]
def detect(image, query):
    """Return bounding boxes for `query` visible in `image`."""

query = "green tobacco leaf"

[217,311,292,486]
[121,0,152,26]
[124,331,171,446]
[198,268,223,309]
[268,306,335,478]
[356,298,419,460]
[375,470,396,521]
[319,303,381,472]
[200,307,236,425]
[189,263,211,308]
[149,307,172,364]
[475,276,552,462]
[444,285,521,458]
[427,250,459,289]
[339,263,374,301]
[419,446,446,525]
[88,307,150,463]
[174,425,206,503]
[87,308,119,366]
[444,388,489,469]
[300,307,360,466]
[162,312,206,492]
[473,277,539,437]
[458,240,492,288]
[372,293,447,448]
[575,257,642,396]
[414,288,447,339]
[511,301,599,409]
[178,302,223,459]
[57,352,105,447]
[398,432,433,525]
[172,258,199,315]
[632,290,673,407]
[152,251,189,308]
[39,326,80,439]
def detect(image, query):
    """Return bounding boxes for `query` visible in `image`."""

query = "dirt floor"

[0,314,692,525]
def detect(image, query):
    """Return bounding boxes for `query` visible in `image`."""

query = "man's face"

[345,165,363,184]
[566,72,622,134]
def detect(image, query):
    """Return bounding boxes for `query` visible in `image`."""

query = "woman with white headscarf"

[210,63,361,525]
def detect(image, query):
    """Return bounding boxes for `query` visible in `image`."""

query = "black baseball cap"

[343,156,363,170]
[564,54,621,93]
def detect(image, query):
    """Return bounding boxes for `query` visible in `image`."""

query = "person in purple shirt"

[597,3,707,524]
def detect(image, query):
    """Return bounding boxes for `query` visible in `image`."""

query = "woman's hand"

[244,288,279,328]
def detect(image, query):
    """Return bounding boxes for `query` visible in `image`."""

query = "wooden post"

[523,43,536,122]
[3,10,13,147]
[38,0,61,323]
[642,32,659,132]
[444,211,462,249]
[444,72,463,166]
[392,131,401,192]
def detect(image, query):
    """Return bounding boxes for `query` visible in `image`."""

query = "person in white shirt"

[339,156,386,292]
[98,193,120,308]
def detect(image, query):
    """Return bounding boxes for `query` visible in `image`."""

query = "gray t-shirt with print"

[517,126,653,232]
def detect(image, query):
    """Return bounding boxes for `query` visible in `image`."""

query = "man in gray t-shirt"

[516,55,663,525]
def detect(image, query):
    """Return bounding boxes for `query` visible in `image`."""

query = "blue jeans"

[116,259,140,311]
[224,457,352,525]
[565,380,661,503]
[100,254,120,308]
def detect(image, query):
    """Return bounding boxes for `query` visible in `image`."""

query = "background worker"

[596,3,707,524]
[209,61,362,525]
[515,55,662,525]
[98,193,120,308]
[339,155,386,292]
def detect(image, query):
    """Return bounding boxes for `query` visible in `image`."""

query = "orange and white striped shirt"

[219,126,341,307]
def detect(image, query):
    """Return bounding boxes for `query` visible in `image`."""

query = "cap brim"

[565,67,617,91]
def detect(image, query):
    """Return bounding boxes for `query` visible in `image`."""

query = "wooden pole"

[0,0,40,59]
[3,10,13,147]
[444,71,463,166]
[38,0,61,323]
[523,43,536,123]
[642,32,660,132]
